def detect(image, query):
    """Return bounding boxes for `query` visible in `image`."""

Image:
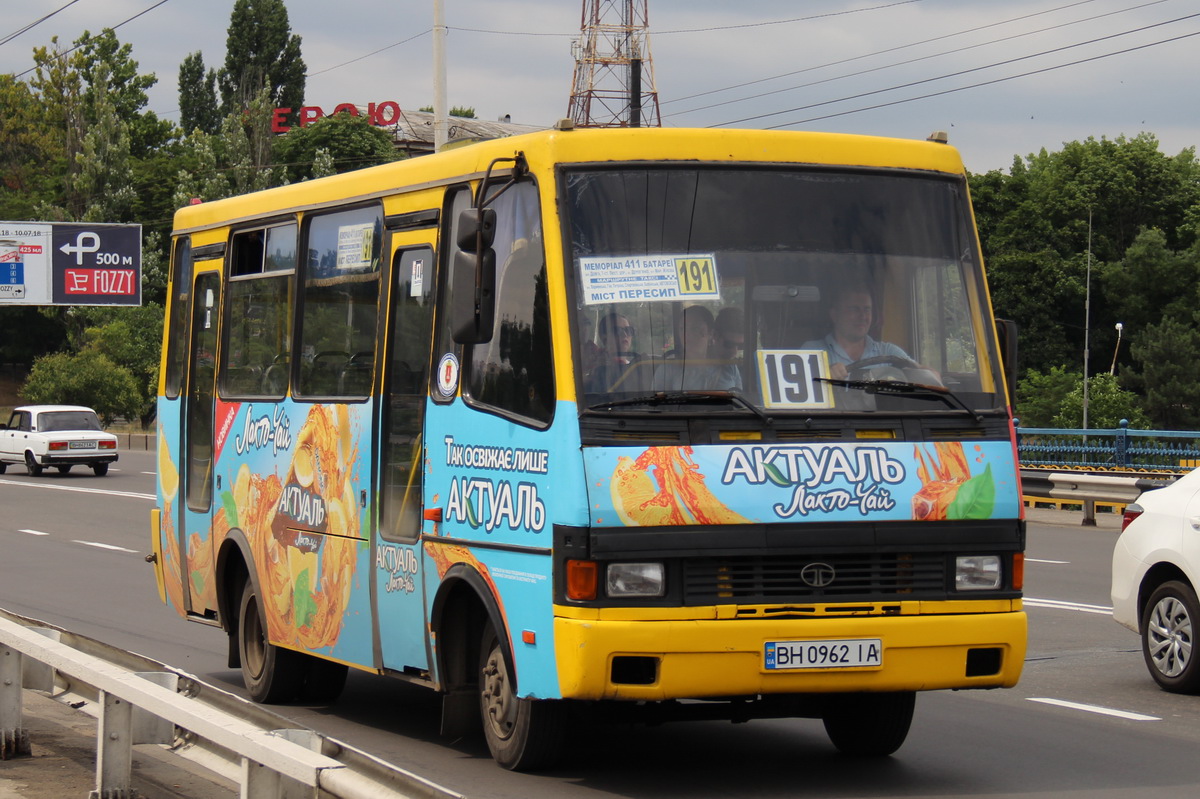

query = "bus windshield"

[566,166,1002,416]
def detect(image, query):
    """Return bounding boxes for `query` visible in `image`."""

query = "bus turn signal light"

[566,559,598,601]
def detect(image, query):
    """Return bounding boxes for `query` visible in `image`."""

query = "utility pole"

[567,0,661,128]
[432,0,448,151]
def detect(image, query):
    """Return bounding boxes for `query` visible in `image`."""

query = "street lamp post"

[1110,322,1124,375]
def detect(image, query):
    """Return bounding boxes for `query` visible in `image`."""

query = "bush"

[20,350,141,426]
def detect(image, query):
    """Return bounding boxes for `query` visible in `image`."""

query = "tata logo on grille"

[800,562,836,588]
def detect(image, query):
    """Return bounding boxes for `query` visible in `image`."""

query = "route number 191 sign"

[757,349,835,409]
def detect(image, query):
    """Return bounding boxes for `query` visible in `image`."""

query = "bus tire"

[478,621,566,771]
[238,580,303,703]
[822,691,915,756]
[300,655,349,703]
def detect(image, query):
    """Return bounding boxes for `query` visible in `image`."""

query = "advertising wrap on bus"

[585,442,1021,526]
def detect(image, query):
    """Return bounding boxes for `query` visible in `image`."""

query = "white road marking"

[0,477,154,501]
[1028,697,1160,721]
[1026,558,1070,564]
[1024,597,1112,615]
[18,529,50,536]
[72,540,138,553]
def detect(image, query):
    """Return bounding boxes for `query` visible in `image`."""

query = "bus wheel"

[478,621,566,771]
[822,692,915,756]
[300,655,349,703]
[237,580,303,703]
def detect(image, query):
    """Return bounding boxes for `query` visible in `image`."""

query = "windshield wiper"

[587,390,771,424]
[813,378,982,422]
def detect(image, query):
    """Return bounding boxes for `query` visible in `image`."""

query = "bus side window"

[296,206,383,399]
[163,237,193,399]
[221,224,296,398]
[461,180,554,425]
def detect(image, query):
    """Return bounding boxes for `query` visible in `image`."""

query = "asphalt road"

[3,454,1199,798]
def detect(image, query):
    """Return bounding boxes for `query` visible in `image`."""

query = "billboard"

[0,222,142,306]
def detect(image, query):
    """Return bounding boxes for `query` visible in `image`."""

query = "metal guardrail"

[1016,420,1200,473]
[1018,469,1174,526]
[0,608,462,799]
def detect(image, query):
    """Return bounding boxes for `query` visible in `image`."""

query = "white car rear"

[0,405,120,477]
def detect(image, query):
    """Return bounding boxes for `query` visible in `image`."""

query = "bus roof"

[171,127,967,236]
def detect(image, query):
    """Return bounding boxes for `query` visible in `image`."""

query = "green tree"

[971,134,1200,382]
[1051,372,1152,430]
[1101,229,1200,361]
[178,51,220,135]
[218,0,305,122]
[419,104,476,118]
[0,74,57,218]
[173,89,286,206]
[20,350,140,426]
[69,62,137,223]
[82,306,164,425]
[273,111,398,182]
[1124,317,1200,430]
[71,29,174,158]
[1015,366,1078,427]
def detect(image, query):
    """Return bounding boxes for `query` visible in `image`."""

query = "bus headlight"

[606,563,665,597]
[956,555,1002,590]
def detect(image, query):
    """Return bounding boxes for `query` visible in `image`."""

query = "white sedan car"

[0,405,119,477]
[1111,468,1200,693]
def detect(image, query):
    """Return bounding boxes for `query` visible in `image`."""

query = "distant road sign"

[0,222,141,307]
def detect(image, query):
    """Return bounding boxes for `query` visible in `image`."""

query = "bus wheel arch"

[430,566,505,692]
[215,530,254,668]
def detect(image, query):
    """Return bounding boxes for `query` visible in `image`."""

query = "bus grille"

[683,553,946,603]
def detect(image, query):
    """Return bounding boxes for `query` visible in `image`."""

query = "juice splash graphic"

[912,442,995,520]
[231,405,361,650]
[610,447,749,526]
[423,541,507,630]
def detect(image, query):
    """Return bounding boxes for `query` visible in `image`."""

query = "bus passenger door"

[374,246,435,673]
[178,271,220,616]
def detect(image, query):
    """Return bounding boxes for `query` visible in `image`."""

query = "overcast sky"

[3,0,1197,173]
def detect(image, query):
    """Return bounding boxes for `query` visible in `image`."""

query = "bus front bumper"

[553,605,1026,701]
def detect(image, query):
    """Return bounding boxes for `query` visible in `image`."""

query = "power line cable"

[715,12,1200,127]
[307,29,431,78]
[443,0,924,38]
[0,0,84,48]
[758,28,1200,130]
[668,0,1171,119]
[12,0,172,79]
[663,0,1106,107]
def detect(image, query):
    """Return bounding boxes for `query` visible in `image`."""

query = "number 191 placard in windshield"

[758,349,834,409]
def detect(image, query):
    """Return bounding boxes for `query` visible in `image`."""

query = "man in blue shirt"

[802,283,912,380]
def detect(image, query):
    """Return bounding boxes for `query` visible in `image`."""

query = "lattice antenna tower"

[567,0,661,128]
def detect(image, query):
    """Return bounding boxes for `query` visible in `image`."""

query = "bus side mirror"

[995,318,1018,402]
[451,207,497,344]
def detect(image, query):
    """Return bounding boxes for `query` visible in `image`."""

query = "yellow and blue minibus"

[151,125,1026,770]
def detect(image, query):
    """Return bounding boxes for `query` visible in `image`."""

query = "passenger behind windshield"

[652,305,742,392]
[585,312,650,393]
